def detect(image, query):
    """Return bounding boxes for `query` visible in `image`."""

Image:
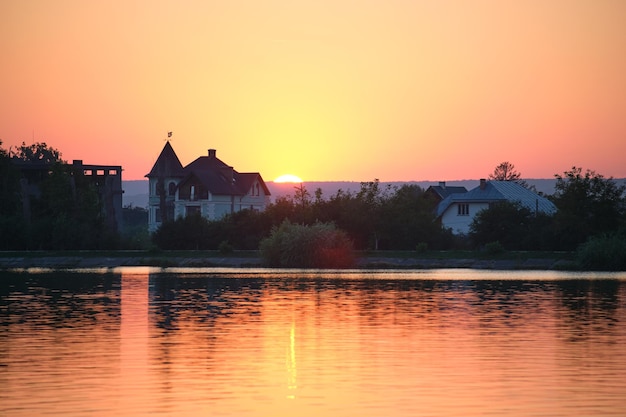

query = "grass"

[0,249,576,260]
[0,249,579,270]
[357,250,576,261]
[0,249,262,259]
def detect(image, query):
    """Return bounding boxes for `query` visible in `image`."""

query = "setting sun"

[274,174,303,183]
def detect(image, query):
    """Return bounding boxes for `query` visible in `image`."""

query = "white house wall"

[441,202,489,235]
[148,175,271,232]
[168,193,269,224]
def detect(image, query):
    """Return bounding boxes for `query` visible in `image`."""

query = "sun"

[274,174,303,183]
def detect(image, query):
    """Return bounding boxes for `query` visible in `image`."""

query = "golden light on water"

[287,320,297,399]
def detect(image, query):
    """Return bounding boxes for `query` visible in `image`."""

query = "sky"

[1,0,625,182]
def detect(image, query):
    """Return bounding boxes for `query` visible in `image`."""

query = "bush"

[415,242,428,253]
[218,240,234,254]
[260,220,355,268]
[576,234,626,271]
[484,241,505,255]
[152,214,217,249]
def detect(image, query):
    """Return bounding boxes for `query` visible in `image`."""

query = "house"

[436,179,556,235]
[425,181,468,203]
[146,142,271,232]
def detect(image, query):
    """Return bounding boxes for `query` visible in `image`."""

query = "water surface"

[1,268,625,416]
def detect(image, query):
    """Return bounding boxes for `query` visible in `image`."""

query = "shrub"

[415,242,428,253]
[260,220,355,268]
[152,214,215,249]
[576,234,626,271]
[218,240,234,254]
[484,241,505,255]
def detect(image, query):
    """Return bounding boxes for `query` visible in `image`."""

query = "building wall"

[72,161,123,232]
[441,202,489,235]
[148,179,270,232]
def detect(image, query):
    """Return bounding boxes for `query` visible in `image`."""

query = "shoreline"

[0,253,578,271]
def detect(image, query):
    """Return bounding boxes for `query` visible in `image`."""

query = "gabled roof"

[427,184,468,200]
[145,141,184,178]
[436,180,556,217]
[178,151,271,196]
[237,172,271,196]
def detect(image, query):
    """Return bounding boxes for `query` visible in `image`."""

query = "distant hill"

[122,180,149,208]
[122,178,625,208]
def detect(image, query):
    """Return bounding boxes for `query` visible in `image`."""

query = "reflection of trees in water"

[554,279,622,342]
[145,273,625,375]
[557,279,620,313]
[0,271,120,330]
[146,276,625,336]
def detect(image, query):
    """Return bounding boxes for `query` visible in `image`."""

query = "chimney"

[439,181,446,189]
[480,178,486,190]
[208,149,216,158]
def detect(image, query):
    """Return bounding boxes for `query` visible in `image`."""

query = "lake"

[1,268,626,416]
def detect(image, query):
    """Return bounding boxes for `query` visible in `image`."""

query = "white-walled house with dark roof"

[146,142,271,232]
[436,179,557,235]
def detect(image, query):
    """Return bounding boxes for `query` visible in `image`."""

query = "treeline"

[153,165,626,263]
[2,140,625,264]
[0,141,149,250]
[153,180,452,251]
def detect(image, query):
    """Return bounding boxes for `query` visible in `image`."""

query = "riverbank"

[0,250,578,270]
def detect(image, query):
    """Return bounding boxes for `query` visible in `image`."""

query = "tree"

[33,163,105,249]
[152,214,218,249]
[1,141,119,249]
[469,201,553,250]
[378,184,441,250]
[0,141,21,215]
[0,141,25,249]
[489,161,527,187]
[550,167,625,249]
[11,141,63,163]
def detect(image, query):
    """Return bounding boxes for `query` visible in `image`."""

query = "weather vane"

[166,131,172,141]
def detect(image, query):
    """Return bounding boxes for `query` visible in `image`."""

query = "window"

[457,203,469,216]
[168,182,176,196]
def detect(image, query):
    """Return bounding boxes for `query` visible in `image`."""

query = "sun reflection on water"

[286,319,298,399]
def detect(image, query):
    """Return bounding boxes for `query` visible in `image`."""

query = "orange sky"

[1,0,625,181]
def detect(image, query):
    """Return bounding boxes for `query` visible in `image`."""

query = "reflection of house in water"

[13,158,123,231]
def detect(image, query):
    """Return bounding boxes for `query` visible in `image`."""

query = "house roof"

[145,141,184,178]
[426,184,468,200]
[151,145,271,196]
[436,180,556,217]
[237,172,271,195]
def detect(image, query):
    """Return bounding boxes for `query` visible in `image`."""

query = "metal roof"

[436,180,556,217]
